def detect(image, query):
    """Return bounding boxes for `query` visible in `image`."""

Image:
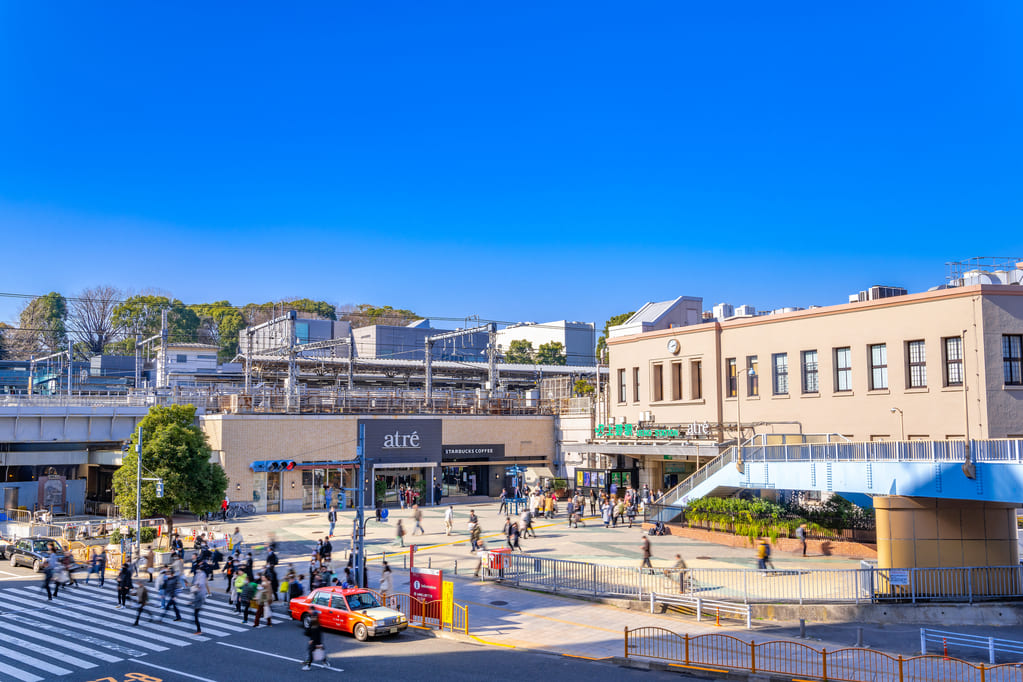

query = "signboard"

[441,580,453,627]
[38,474,66,510]
[410,566,443,621]
[443,444,505,460]
[359,419,442,463]
[594,422,711,439]
[888,569,910,586]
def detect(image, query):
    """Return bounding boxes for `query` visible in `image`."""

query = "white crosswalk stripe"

[0,580,280,681]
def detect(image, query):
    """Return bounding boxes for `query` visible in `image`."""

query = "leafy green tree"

[191,301,246,360]
[536,341,567,365]
[595,311,634,362]
[241,298,338,325]
[338,304,419,328]
[18,292,68,355]
[111,295,200,344]
[503,339,535,364]
[112,404,228,530]
[573,378,595,396]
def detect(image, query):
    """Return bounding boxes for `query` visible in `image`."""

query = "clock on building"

[667,339,680,355]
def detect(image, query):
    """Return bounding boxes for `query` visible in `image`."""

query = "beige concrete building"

[587,284,1023,491]
[201,413,554,513]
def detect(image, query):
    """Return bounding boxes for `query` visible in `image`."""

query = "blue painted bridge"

[656,439,1023,516]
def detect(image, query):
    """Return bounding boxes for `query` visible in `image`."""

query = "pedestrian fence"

[625,627,1023,681]
[649,592,751,629]
[477,551,685,598]
[922,628,1023,665]
[383,592,469,635]
[680,564,1023,604]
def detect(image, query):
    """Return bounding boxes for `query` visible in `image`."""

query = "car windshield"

[32,541,57,553]
[346,592,381,610]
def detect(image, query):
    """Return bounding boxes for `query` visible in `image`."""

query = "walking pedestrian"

[132,580,151,625]
[589,490,597,516]
[411,504,424,535]
[444,505,454,535]
[253,575,273,627]
[301,608,323,671]
[379,561,393,604]
[191,568,207,635]
[231,527,243,554]
[327,508,337,538]
[626,502,637,529]
[469,523,481,552]
[473,542,488,578]
[239,577,256,623]
[498,489,508,514]
[42,546,60,601]
[641,536,653,570]
[796,524,807,556]
[509,521,522,551]
[157,569,182,621]
[601,501,612,528]
[85,545,101,586]
[116,562,133,608]
[395,520,406,547]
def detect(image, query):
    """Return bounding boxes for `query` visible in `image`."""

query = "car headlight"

[398,615,407,623]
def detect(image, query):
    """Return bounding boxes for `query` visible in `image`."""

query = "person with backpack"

[157,568,181,622]
[132,579,151,625]
[239,577,257,623]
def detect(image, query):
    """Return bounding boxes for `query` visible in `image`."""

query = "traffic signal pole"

[353,423,367,587]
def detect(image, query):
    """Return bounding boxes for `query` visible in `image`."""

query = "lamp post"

[961,329,976,479]
[890,407,905,441]
[735,367,756,473]
[135,426,142,564]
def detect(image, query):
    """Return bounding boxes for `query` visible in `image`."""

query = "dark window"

[176,354,187,363]
[313,592,329,606]
[652,364,664,402]
[617,369,626,403]
[726,358,737,398]
[632,367,640,401]
[907,340,926,388]
[331,595,348,610]
[801,350,819,393]
[746,356,759,397]
[690,361,702,399]
[772,353,788,395]
[671,362,682,400]
[834,347,852,391]
[943,337,963,386]
[869,344,888,390]
[1004,335,1023,385]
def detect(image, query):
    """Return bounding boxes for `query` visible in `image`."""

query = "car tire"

[32,559,42,573]
[353,623,368,642]
[301,613,312,629]
[8,554,15,568]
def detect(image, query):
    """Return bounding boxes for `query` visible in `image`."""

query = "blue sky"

[1,2,1020,327]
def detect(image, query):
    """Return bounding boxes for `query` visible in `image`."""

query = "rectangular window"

[801,350,819,393]
[869,343,888,390]
[834,347,852,392]
[1005,335,1023,385]
[632,367,640,401]
[652,364,664,402]
[176,354,187,363]
[746,355,759,397]
[690,360,702,400]
[943,337,963,386]
[617,369,626,403]
[772,353,788,395]
[670,362,682,401]
[907,340,926,388]
[726,358,737,398]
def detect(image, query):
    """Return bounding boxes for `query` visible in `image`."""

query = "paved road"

[0,574,696,682]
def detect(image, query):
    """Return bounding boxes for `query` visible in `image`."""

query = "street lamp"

[890,407,905,441]
[735,367,756,473]
[961,328,976,479]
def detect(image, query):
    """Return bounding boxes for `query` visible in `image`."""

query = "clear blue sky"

[1,2,1020,327]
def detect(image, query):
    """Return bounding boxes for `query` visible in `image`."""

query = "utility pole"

[962,329,976,479]
[354,422,366,587]
[134,330,141,391]
[67,338,72,398]
[135,426,142,561]
[160,309,168,389]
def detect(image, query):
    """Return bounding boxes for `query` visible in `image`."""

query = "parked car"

[4,537,80,572]
[288,586,407,641]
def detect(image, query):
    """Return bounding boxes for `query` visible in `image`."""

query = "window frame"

[746,355,759,397]
[772,353,788,396]
[670,361,682,401]
[652,363,664,402]
[632,367,640,402]
[906,340,926,389]
[801,349,819,394]
[834,346,852,392]
[726,358,737,398]
[1004,334,1023,386]
[690,360,702,400]
[869,343,888,391]
[943,336,963,387]
[617,369,626,403]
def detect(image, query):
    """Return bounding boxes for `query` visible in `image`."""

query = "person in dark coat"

[301,608,324,670]
[116,563,133,607]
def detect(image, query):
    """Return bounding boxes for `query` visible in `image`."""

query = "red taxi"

[289,586,407,641]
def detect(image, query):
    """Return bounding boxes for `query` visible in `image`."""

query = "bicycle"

[224,502,256,521]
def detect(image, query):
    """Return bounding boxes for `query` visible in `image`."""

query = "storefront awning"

[294,461,357,469]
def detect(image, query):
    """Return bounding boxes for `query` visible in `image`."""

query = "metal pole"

[135,426,143,562]
[962,329,975,479]
[355,422,366,586]
[67,338,72,398]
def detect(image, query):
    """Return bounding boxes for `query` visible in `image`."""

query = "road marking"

[669,663,730,673]
[0,629,98,669]
[132,660,219,682]
[0,659,43,682]
[217,642,344,672]
[460,599,621,634]
[0,617,125,661]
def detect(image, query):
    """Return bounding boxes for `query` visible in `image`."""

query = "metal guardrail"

[681,565,1023,604]
[656,439,1023,508]
[384,593,469,634]
[649,592,751,629]
[922,628,1023,665]
[480,552,684,598]
[625,627,1023,681]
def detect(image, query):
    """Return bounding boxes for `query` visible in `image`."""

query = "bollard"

[428,557,432,569]
[799,619,806,639]
[404,555,407,570]
[715,607,721,627]
[454,561,457,575]
[855,626,863,648]
[943,637,948,660]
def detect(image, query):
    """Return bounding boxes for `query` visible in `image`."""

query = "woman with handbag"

[301,608,325,671]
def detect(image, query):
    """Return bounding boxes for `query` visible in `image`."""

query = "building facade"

[584,283,1023,492]
[496,320,597,366]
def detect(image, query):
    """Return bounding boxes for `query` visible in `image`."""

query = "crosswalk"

[0,580,282,681]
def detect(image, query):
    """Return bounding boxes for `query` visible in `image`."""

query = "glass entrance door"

[266,471,281,513]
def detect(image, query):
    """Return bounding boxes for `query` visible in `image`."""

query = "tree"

[0,322,9,360]
[17,292,68,356]
[338,304,419,328]
[111,294,200,345]
[596,311,634,362]
[241,298,338,326]
[112,404,228,531]
[503,339,535,364]
[573,378,595,396]
[536,341,567,365]
[191,301,246,360]
[70,285,123,354]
